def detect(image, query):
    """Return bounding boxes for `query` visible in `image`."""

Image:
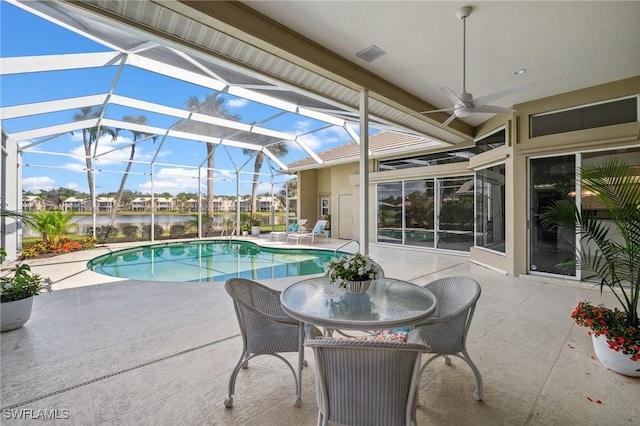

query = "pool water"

[88,240,343,282]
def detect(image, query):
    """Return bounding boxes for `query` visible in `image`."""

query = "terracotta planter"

[1,296,34,332]
[592,334,640,377]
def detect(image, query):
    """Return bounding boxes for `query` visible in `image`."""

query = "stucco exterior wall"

[295,76,639,278]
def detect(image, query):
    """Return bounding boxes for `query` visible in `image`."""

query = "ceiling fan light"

[455,107,472,118]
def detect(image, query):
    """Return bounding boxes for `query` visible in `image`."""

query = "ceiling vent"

[355,45,386,62]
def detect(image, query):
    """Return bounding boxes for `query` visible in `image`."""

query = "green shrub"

[169,224,185,238]
[142,224,163,240]
[122,225,139,241]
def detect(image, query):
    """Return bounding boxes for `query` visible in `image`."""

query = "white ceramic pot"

[251,226,261,236]
[592,334,640,377]
[1,296,34,332]
[345,280,371,295]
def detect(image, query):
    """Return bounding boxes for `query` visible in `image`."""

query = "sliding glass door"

[437,177,475,251]
[376,176,473,252]
[529,155,576,276]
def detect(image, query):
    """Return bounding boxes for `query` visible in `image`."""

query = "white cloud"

[23,176,55,192]
[68,136,156,166]
[287,121,348,152]
[137,167,200,194]
[227,98,249,109]
[63,163,87,173]
[65,182,82,191]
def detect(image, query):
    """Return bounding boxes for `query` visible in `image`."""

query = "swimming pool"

[88,240,344,282]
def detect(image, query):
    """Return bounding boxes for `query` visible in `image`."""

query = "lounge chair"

[270,219,308,241]
[287,219,327,244]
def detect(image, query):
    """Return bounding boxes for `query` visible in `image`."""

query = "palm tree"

[176,93,240,217]
[72,107,118,207]
[105,115,157,239]
[243,142,289,216]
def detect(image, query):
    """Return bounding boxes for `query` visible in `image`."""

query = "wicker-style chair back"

[415,276,483,401]
[223,278,321,408]
[306,330,430,426]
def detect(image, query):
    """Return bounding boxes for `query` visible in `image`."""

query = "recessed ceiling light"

[512,68,527,76]
[355,45,387,63]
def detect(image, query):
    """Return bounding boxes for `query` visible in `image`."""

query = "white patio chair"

[223,277,322,408]
[305,330,430,426]
[414,276,483,401]
[287,219,327,244]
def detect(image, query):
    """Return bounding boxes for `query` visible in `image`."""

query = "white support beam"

[0,52,122,75]
[359,89,370,255]
[7,119,98,143]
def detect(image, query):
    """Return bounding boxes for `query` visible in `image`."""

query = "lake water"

[22,214,285,238]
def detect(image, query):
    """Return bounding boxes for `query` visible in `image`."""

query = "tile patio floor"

[1,237,638,425]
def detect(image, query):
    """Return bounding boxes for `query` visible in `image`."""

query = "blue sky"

[0,0,358,196]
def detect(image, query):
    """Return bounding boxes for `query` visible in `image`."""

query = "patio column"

[359,89,369,255]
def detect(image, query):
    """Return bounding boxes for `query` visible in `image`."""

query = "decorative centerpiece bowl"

[326,252,380,295]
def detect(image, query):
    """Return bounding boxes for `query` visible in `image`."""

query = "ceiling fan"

[422,6,533,126]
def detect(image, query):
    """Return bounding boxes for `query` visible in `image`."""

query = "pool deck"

[1,236,638,425]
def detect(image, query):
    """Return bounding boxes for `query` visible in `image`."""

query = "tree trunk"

[83,129,94,205]
[106,145,136,238]
[250,152,264,216]
[206,144,215,217]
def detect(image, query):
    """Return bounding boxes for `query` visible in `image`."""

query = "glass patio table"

[280,276,437,331]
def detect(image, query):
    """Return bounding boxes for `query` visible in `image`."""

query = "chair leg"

[460,349,483,401]
[224,350,250,408]
[294,325,304,407]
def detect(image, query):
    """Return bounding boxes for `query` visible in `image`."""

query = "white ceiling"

[242,1,640,126]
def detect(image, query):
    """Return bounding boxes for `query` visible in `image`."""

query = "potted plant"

[1,249,52,332]
[540,160,640,376]
[324,214,331,238]
[250,216,261,236]
[325,252,380,294]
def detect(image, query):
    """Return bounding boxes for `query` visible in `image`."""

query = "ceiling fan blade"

[472,104,514,114]
[473,83,535,108]
[442,112,457,126]
[440,86,464,105]
[418,107,455,114]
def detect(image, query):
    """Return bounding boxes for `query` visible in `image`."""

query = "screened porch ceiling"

[1,0,455,184]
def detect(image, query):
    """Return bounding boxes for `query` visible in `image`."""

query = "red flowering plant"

[541,161,640,362]
[571,302,640,361]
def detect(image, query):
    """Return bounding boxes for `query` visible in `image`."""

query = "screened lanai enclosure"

[1,0,455,260]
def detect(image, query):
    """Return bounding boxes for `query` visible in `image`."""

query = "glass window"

[404,179,435,248]
[530,97,638,138]
[377,182,403,245]
[437,177,475,251]
[529,155,576,275]
[378,129,505,171]
[475,164,506,252]
[320,197,329,218]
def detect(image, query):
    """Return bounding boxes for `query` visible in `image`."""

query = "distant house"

[131,197,150,211]
[155,197,174,211]
[62,197,87,211]
[22,195,45,211]
[258,195,282,212]
[96,197,116,212]
[184,198,198,211]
